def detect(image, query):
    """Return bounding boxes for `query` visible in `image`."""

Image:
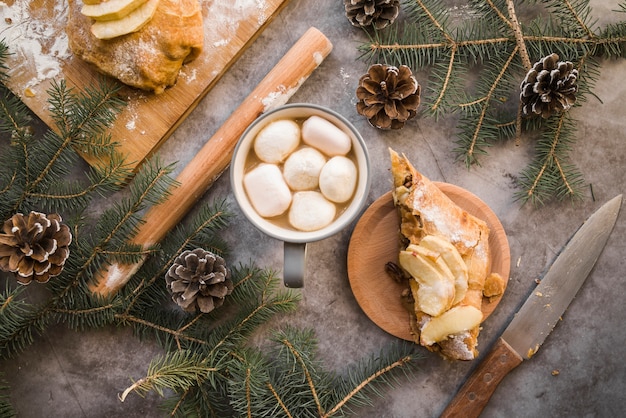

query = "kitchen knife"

[440,194,623,418]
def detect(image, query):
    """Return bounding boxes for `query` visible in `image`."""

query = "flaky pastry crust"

[390,148,491,360]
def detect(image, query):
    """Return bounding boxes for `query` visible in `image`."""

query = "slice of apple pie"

[389,148,502,360]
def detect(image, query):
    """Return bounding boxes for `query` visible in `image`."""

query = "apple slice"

[82,0,105,5]
[90,0,159,40]
[419,235,469,305]
[400,244,455,286]
[419,305,483,346]
[82,0,149,22]
[400,247,455,316]
[409,278,455,317]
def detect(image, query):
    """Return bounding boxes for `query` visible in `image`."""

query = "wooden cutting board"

[0,0,290,169]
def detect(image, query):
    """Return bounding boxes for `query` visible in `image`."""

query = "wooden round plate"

[347,183,511,341]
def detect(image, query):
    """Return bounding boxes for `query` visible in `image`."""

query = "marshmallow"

[254,119,300,163]
[319,156,358,203]
[243,164,292,218]
[301,115,351,156]
[289,191,336,232]
[282,147,327,191]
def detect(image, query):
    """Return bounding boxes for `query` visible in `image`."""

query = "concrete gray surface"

[1,0,626,417]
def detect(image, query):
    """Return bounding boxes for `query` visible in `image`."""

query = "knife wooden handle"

[439,337,523,418]
[89,27,333,296]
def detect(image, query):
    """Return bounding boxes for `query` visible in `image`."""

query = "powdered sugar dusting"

[441,331,474,360]
[411,187,478,250]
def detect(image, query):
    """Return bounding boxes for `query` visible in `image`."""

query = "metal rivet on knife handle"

[88,27,334,297]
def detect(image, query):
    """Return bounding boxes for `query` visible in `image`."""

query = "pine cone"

[344,0,400,29]
[0,212,72,285]
[165,248,233,313]
[520,53,579,118]
[356,64,421,130]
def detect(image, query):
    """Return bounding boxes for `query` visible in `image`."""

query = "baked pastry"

[389,148,501,360]
[66,0,204,94]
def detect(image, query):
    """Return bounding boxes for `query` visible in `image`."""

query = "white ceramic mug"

[230,104,371,287]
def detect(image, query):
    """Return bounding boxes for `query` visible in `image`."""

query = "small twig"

[246,368,252,418]
[468,45,519,162]
[323,356,414,418]
[119,378,146,402]
[554,155,575,196]
[506,0,531,70]
[525,113,567,200]
[515,101,524,146]
[563,0,595,39]
[266,382,294,418]
[414,0,454,43]
[432,45,457,111]
[485,0,514,30]
[281,338,324,417]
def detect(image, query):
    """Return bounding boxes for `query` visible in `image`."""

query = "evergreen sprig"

[118,349,220,402]
[225,327,422,418]
[0,282,49,357]
[0,77,131,219]
[357,0,626,204]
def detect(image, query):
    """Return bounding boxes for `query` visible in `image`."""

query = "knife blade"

[440,194,622,418]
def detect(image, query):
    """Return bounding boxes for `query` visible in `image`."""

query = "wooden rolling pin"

[90,27,333,296]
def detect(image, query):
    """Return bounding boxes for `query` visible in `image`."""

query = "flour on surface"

[0,1,70,90]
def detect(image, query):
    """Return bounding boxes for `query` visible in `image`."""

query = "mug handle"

[283,242,307,287]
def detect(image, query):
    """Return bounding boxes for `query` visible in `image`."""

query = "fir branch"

[515,113,585,204]
[229,348,279,418]
[203,287,300,359]
[0,281,50,359]
[115,313,210,349]
[1,78,130,215]
[47,78,124,143]
[227,327,423,418]
[74,158,177,282]
[22,152,131,213]
[118,349,220,402]
[50,300,121,330]
[278,331,326,417]
[165,382,231,418]
[458,44,520,166]
[0,85,31,138]
[326,343,420,416]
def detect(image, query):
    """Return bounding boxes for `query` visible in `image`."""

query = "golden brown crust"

[483,272,506,299]
[389,148,492,361]
[390,149,490,259]
[67,0,204,94]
